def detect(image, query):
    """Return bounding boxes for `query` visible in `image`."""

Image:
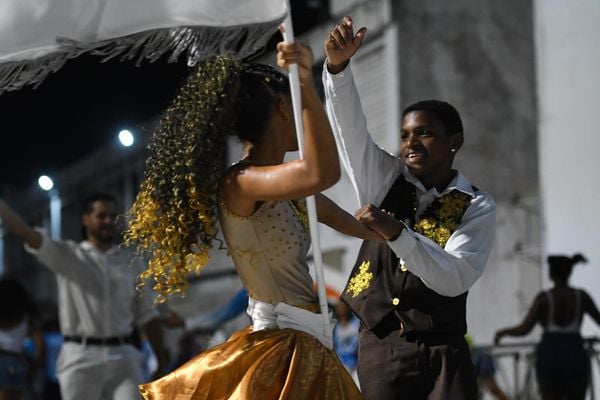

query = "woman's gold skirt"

[140,325,362,399]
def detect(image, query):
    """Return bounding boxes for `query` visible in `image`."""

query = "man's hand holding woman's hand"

[355,204,404,241]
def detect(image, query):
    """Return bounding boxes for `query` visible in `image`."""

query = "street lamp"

[118,129,135,147]
[38,175,61,240]
[38,175,54,191]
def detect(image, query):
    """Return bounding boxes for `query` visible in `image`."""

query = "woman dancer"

[125,39,376,399]
[495,253,600,399]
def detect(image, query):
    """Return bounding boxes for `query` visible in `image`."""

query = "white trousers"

[57,342,145,400]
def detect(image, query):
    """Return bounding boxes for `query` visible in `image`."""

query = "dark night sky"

[0,52,190,193]
[0,1,326,194]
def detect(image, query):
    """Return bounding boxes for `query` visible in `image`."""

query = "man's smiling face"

[400,110,461,188]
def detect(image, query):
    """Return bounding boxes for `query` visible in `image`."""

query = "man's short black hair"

[402,100,463,136]
[82,192,117,215]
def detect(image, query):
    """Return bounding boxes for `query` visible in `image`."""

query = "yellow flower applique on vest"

[346,261,374,298]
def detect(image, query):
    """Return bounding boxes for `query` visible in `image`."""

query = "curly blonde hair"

[125,55,288,301]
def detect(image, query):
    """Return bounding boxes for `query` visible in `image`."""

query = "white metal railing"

[475,337,600,399]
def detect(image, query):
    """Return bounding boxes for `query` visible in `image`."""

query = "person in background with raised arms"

[495,253,600,400]
[322,16,497,399]
[0,193,169,400]
[126,36,381,399]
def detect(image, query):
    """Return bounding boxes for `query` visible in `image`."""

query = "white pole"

[282,4,332,341]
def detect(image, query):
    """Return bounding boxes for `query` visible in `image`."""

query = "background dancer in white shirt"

[0,193,169,400]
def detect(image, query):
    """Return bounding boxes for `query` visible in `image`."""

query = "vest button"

[392,297,400,306]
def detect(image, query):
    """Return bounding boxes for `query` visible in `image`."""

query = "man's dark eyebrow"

[401,124,438,131]
[414,124,437,130]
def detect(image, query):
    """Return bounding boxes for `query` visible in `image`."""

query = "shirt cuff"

[387,228,417,260]
[323,60,353,81]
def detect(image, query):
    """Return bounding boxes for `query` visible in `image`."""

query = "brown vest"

[341,175,472,337]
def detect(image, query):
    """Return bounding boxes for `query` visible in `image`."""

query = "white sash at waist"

[247,297,333,349]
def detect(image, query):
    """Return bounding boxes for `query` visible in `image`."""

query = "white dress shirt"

[25,230,157,338]
[323,65,496,297]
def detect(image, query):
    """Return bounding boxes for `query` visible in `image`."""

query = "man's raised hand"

[324,16,367,74]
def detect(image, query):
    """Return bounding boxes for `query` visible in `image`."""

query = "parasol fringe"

[0,51,72,94]
[0,20,281,95]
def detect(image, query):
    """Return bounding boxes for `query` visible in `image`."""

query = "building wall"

[391,0,541,346]
[535,0,600,397]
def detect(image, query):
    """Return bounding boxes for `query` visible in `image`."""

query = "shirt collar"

[402,164,476,198]
[80,240,119,254]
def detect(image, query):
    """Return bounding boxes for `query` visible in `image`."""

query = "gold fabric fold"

[140,326,362,399]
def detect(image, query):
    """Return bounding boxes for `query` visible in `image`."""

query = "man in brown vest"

[322,16,497,399]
